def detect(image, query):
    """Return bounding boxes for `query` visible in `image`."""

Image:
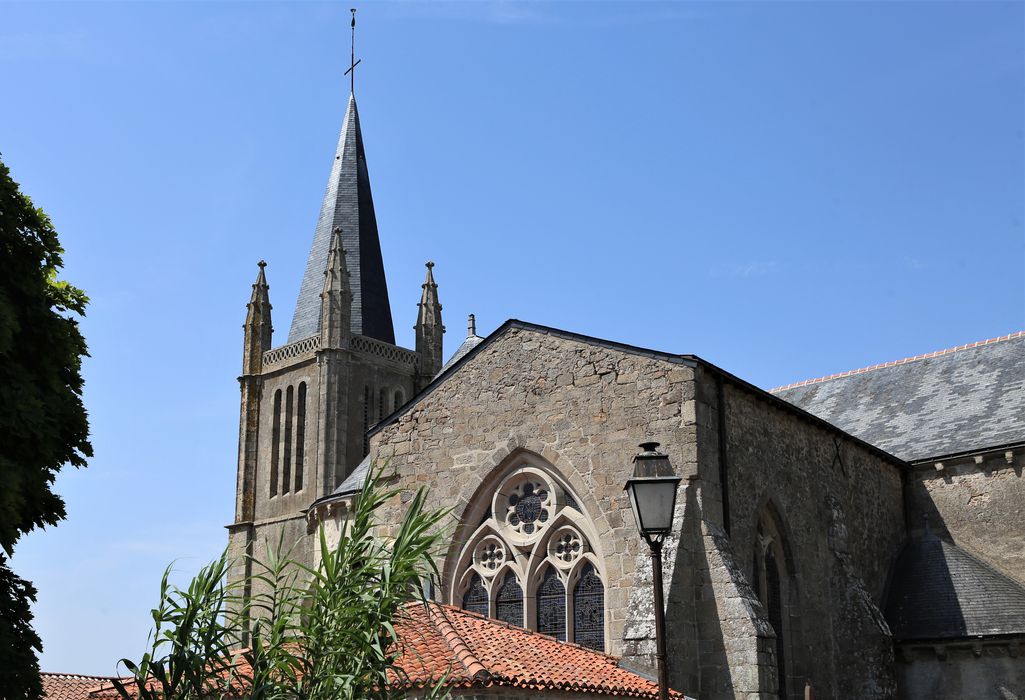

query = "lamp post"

[625,442,681,700]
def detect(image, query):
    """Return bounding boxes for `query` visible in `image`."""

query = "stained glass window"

[496,571,524,627]
[536,567,566,641]
[573,563,604,651]
[462,574,489,618]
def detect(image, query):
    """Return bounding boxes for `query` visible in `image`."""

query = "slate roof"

[288,93,394,344]
[41,673,114,700]
[89,604,685,699]
[773,332,1025,462]
[884,529,1025,642]
[437,329,484,377]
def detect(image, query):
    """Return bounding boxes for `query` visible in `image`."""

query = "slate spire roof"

[288,93,394,344]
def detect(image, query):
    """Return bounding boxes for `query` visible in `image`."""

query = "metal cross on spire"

[344,8,361,95]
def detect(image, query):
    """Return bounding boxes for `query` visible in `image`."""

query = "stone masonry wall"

[353,326,703,695]
[712,374,906,700]
[907,446,1025,586]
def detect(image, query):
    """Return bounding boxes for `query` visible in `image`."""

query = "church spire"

[288,20,394,345]
[414,261,444,380]
[320,227,352,349]
[242,260,272,375]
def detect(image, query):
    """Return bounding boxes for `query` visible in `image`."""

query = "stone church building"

[226,83,1025,700]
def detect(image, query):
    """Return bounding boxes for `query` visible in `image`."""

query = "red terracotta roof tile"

[391,603,685,698]
[41,673,116,700]
[86,603,685,698]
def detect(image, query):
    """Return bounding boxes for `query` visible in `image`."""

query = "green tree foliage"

[0,156,91,700]
[0,555,45,700]
[116,468,451,700]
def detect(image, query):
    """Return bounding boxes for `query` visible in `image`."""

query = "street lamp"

[625,442,681,700]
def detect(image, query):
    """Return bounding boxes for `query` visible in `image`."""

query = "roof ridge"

[41,673,116,680]
[770,331,1025,393]
[425,604,490,682]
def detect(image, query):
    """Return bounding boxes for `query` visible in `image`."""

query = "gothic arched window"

[270,389,282,497]
[452,458,606,650]
[573,563,604,651]
[752,502,800,699]
[495,571,524,627]
[294,382,306,492]
[536,567,566,641]
[462,573,488,618]
[282,385,294,493]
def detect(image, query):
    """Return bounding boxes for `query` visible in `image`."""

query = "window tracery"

[453,460,606,651]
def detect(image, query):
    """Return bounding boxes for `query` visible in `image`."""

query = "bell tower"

[227,13,443,591]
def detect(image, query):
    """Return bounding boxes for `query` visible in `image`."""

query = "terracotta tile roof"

[41,673,116,700]
[86,603,684,699]
[391,603,685,698]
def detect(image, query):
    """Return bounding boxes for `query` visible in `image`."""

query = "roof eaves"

[906,439,1025,467]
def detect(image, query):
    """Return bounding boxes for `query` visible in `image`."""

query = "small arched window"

[379,388,388,421]
[393,389,404,410]
[495,571,523,627]
[536,567,566,641]
[462,574,488,618]
[573,563,604,651]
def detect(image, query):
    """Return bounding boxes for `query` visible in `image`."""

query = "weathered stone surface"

[316,326,911,699]
[907,447,1025,586]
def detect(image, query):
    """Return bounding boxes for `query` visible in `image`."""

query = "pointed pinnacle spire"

[467,313,476,338]
[320,227,352,348]
[247,260,271,320]
[322,227,351,294]
[415,260,444,378]
[243,260,273,375]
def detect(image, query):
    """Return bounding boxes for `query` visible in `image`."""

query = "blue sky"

[2,0,1022,675]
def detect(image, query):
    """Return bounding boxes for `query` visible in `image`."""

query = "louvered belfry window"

[573,563,605,651]
[495,571,524,627]
[536,567,566,641]
[462,573,489,618]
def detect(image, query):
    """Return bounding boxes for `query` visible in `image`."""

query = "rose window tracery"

[503,477,554,539]
[455,462,606,652]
